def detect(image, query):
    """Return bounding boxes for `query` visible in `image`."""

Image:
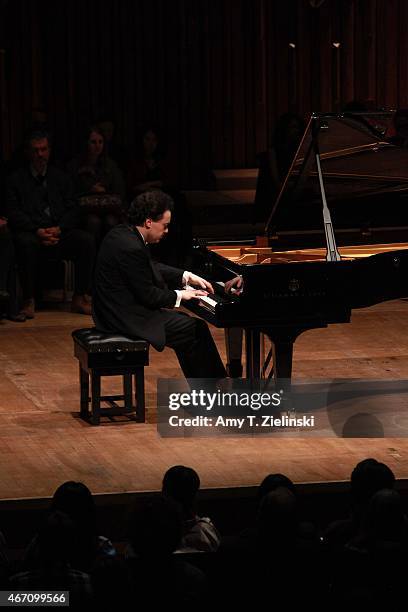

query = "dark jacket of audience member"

[330,489,408,610]
[25,481,115,574]
[6,166,79,234]
[11,511,93,607]
[323,458,395,553]
[126,496,207,609]
[162,465,220,553]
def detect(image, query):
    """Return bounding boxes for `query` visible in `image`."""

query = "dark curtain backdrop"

[1,0,407,187]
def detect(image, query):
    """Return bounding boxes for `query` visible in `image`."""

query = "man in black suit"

[93,190,227,380]
[6,130,95,319]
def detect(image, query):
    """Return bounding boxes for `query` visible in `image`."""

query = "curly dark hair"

[128,190,174,226]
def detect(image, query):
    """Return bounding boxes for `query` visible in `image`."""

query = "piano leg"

[245,329,261,379]
[226,328,311,384]
[226,328,294,381]
[269,338,295,415]
[272,340,294,380]
[266,328,311,382]
[225,328,243,377]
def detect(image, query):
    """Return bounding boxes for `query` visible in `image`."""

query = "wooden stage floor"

[1,300,408,502]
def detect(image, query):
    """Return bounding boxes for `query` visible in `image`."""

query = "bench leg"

[134,368,145,422]
[79,365,89,419]
[91,371,101,425]
[123,374,133,412]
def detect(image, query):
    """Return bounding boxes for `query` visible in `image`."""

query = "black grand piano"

[186,112,408,380]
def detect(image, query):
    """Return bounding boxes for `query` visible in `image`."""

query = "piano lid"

[264,111,408,245]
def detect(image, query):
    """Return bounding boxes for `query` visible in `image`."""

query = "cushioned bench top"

[72,328,149,353]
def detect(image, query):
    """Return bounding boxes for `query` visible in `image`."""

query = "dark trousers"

[14,229,95,299]
[162,310,226,379]
[0,230,19,315]
[0,230,14,292]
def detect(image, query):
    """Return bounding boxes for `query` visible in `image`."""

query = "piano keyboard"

[185,285,220,313]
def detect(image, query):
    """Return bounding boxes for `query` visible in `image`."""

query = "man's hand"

[46,226,61,237]
[225,276,243,295]
[184,272,214,294]
[36,227,60,246]
[92,182,106,193]
[36,228,49,240]
[179,289,208,301]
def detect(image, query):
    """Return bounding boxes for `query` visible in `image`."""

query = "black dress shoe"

[8,312,27,322]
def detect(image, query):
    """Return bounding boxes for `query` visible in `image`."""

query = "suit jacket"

[92,224,184,350]
[6,165,79,233]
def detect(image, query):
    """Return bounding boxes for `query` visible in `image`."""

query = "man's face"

[88,131,104,157]
[29,138,50,173]
[145,210,171,243]
[143,130,158,155]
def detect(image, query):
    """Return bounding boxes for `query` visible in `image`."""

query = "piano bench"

[72,328,149,425]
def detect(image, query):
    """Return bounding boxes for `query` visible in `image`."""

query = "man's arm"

[155,264,214,293]
[6,175,37,232]
[121,248,179,309]
[155,262,184,288]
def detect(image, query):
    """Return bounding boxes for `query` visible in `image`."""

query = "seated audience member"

[25,481,116,574]
[126,496,207,607]
[0,218,25,321]
[6,130,95,317]
[217,487,322,607]
[162,465,220,553]
[257,472,296,500]
[68,125,126,246]
[11,511,93,606]
[127,125,191,266]
[323,458,395,553]
[127,125,175,196]
[97,115,127,171]
[92,190,227,383]
[331,489,408,609]
[347,488,408,552]
[221,472,316,552]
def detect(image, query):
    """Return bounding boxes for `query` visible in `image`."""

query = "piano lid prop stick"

[289,42,297,112]
[332,42,341,113]
[314,142,341,262]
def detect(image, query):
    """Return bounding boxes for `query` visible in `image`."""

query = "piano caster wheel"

[227,360,243,378]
